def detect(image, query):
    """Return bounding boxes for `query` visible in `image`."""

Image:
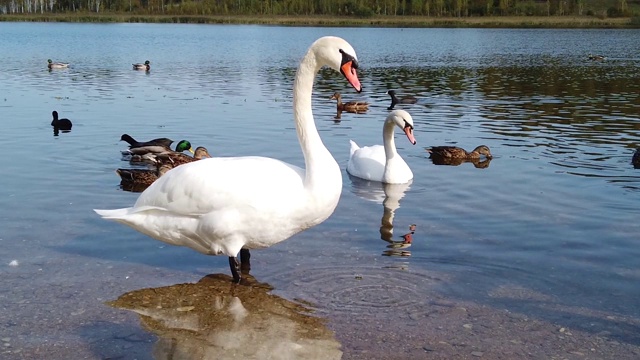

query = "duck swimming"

[426,145,492,160]
[117,164,174,193]
[50,111,72,131]
[133,60,150,71]
[386,90,417,110]
[120,134,174,149]
[154,146,212,167]
[48,59,69,69]
[125,139,193,157]
[95,36,363,283]
[330,92,369,113]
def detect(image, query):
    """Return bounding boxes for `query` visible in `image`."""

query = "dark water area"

[1,23,639,358]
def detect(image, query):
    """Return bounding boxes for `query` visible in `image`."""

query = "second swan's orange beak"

[404,125,417,145]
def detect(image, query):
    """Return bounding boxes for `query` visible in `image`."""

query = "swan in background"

[347,109,416,184]
[95,36,362,283]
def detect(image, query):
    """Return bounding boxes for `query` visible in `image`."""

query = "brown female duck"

[155,146,212,167]
[426,145,493,160]
[330,92,369,113]
[116,164,174,192]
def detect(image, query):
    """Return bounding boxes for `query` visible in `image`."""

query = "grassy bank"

[1,13,639,28]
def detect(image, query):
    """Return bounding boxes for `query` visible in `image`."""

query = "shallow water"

[1,23,640,358]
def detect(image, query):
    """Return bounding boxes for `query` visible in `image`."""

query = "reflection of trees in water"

[109,274,342,360]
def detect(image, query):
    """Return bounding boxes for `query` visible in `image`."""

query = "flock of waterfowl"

[117,136,211,192]
[47,59,151,71]
[90,37,637,283]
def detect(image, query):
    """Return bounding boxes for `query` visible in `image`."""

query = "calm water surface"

[1,23,639,358]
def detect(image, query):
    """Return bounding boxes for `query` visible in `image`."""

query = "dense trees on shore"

[0,0,637,18]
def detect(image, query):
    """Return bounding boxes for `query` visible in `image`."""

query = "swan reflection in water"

[108,274,342,360]
[348,174,416,258]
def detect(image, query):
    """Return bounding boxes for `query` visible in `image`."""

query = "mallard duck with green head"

[133,60,150,71]
[48,59,69,69]
[125,139,193,157]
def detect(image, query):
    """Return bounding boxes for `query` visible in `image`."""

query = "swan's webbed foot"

[240,248,251,273]
[229,256,241,283]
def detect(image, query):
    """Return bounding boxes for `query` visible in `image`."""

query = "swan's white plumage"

[346,110,416,184]
[95,36,361,259]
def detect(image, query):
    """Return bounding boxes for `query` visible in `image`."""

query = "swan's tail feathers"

[349,140,360,157]
[94,208,133,219]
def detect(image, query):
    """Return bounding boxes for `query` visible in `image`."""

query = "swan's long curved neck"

[294,51,338,189]
[383,121,400,162]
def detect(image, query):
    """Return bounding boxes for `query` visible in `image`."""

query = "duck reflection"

[632,148,640,169]
[429,156,492,168]
[108,274,342,360]
[348,174,416,257]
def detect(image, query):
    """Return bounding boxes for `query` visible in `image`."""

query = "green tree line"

[0,0,638,17]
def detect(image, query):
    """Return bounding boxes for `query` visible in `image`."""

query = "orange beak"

[340,60,362,93]
[404,126,416,145]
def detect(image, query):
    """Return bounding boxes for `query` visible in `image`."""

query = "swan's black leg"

[229,256,241,283]
[240,248,251,273]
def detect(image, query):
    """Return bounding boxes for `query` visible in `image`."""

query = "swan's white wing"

[346,144,386,182]
[136,156,305,215]
[349,140,360,157]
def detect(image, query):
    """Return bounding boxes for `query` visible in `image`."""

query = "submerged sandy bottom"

[2,247,639,360]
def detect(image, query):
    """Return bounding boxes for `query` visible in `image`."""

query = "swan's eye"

[404,120,413,130]
[340,49,358,69]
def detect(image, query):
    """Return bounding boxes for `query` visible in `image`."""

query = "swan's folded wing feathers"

[135,157,306,216]
[347,145,386,181]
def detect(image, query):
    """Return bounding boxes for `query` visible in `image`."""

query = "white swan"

[94,36,362,282]
[346,109,416,184]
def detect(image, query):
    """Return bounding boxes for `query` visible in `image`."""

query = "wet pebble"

[471,351,484,357]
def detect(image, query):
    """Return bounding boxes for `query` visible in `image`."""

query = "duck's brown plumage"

[427,145,492,160]
[116,164,173,192]
[330,92,369,113]
[155,146,211,167]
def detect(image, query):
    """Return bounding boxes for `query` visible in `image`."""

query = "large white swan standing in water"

[347,110,416,184]
[95,36,362,282]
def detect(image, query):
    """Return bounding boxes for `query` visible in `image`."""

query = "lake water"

[1,23,640,359]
